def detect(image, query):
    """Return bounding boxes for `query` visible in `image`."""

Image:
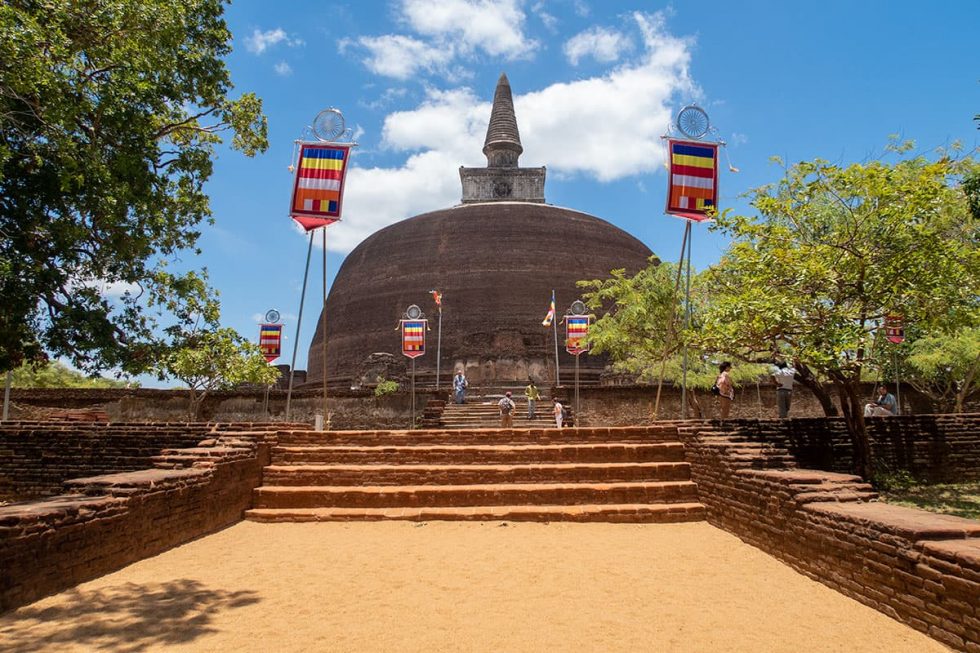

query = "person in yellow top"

[525,379,541,419]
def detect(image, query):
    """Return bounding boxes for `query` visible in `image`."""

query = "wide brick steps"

[245,425,705,523]
[274,426,680,447]
[272,442,685,465]
[439,401,562,429]
[261,461,692,486]
[251,480,699,509]
[246,502,706,523]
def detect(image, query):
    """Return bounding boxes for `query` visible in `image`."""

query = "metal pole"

[552,290,561,387]
[411,357,416,429]
[574,353,580,428]
[435,305,442,390]
[285,232,315,421]
[262,383,270,421]
[654,224,689,418]
[321,227,328,429]
[3,370,11,421]
[894,347,901,415]
[681,222,692,419]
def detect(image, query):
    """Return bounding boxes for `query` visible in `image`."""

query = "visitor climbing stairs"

[244,425,706,523]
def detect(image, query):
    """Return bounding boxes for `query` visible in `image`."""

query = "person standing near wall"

[771,361,796,418]
[525,379,540,419]
[716,361,735,419]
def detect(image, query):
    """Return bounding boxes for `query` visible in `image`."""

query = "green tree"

[0,0,267,374]
[903,326,980,413]
[11,360,132,388]
[701,145,978,478]
[164,326,280,419]
[579,260,768,418]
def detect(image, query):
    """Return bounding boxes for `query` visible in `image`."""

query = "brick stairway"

[439,400,560,429]
[244,425,705,523]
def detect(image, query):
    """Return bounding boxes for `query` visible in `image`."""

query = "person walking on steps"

[525,379,540,419]
[498,391,516,428]
[453,370,468,404]
[553,398,564,429]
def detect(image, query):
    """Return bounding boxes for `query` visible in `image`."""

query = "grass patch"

[881,481,980,520]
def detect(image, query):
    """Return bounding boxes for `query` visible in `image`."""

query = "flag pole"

[681,221,693,419]
[552,290,561,387]
[285,232,315,421]
[436,303,442,390]
[321,227,328,430]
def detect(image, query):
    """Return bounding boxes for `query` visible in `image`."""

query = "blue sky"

[139,0,979,386]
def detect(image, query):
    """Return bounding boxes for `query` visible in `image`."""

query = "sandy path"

[0,521,945,652]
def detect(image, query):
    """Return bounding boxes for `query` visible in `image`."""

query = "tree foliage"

[700,144,978,477]
[164,326,280,419]
[10,360,132,388]
[0,0,267,374]
[903,326,980,413]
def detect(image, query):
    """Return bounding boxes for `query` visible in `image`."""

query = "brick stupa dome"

[307,74,653,388]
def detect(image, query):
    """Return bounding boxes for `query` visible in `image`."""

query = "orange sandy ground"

[0,521,947,652]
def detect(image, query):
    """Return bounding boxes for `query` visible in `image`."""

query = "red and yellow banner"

[259,324,283,362]
[401,319,426,359]
[665,139,719,222]
[884,315,905,344]
[565,315,590,355]
[290,143,352,231]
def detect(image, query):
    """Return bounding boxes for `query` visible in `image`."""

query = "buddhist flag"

[401,319,426,359]
[430,290,443,306]
[566,315,590,355]
[542,291,556,327]
[666,139,719,222]
[259,324,283,362]
[884,314,905,344]
[290,143,352,231]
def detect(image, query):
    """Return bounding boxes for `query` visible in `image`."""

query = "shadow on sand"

[0,579,260,652]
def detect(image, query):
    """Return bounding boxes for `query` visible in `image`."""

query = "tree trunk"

[795,362,838,416]
[834,379,873,480]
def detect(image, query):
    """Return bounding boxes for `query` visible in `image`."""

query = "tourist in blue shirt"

[864,385,898,417]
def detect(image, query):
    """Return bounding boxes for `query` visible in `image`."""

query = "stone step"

[244,502,707,523]
[252,480,699,509]
[262,461,692,486]
[272,442,687,465]
[275,427,680,447]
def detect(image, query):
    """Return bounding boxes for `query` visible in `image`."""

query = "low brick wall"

[716,414,980,482]
[0,431,273,612]
[681,422,980,652]
[0,421,297,502]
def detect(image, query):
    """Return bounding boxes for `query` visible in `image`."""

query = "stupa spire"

[482,72,523,168]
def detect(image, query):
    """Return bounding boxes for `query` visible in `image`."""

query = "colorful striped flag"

[401,320,426,359]
[542,291,556,327]
[665,140,719,222]
[429,290,443,307]
[259,324,283,362]
[290,143,352,231]
[565,316,590,355]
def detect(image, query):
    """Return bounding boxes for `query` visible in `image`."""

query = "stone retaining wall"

[0,421,294,502]
[681,422,980,652]
[0,430,273,612]
[719,414,980,482]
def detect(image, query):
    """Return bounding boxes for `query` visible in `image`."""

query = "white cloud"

[400,0,537,59]
[354,34,456,80]
[245,28,304,55]
[274,61,293,76]
[101,280,140,298]
[532,1,558,32]
[564,26,632,65]
[325,11,696,253]
[343,0,537,80]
